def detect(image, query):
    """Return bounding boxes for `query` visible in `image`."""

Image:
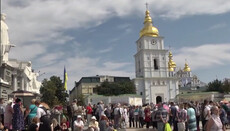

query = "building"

[175,62,206,89]
[134,9,179,104]
[0,13,41,100]
[69,75,131,102]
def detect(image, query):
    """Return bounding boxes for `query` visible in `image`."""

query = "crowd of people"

[0,97,230,131]
[0,98,69,131]
[67,99,230,131]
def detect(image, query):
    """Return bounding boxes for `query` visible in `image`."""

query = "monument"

[0,13,41,101]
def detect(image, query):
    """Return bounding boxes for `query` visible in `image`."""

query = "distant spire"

[145,2,149,10]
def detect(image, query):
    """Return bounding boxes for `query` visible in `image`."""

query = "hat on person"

[91,116,96,120]
[77,115,82,119]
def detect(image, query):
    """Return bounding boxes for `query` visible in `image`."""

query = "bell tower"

[134,7,179,104]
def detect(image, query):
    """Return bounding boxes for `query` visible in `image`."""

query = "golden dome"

[184,63,191,72]
[169,67,174,72]
[168,51,176,71]
[139,10,159,37]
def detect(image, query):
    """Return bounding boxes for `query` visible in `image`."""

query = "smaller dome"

[184,63,191,72]
[169,67,174,72]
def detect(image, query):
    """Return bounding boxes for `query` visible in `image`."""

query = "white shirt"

[74,120,84,131]
[36,105,46,118]
[204,105,211,120]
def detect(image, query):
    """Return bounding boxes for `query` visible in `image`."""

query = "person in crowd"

[202,99,211,130]
[104,105,111,121]
[28,99,38,125]
[144,105,151,129]
[0,98,5,125]
[206,106,225,131]
[66,102,72,128]
[86,103,93,125]
[28,117,39,131]
[151,106,158,130]
[99,114,109,131]
[88,116,99,131]
[113,103,121,129]
[12,98,24,131]
[61,116,70,130]
[24,106,30,129]
[4,100,13,130]
[0,122,4,131]
[71,99,79,129]
[138,106,144,128]
[51,118,61,131]
[156,102,168,131]
[134,106,139,128]
[195,101,201,131]
[122,106,128,128]
[74,115,84,131]
[177,103,187,131]
[98,101,105,120]
[219,104,228,129]
[187,103,197,131]
[169,102,178,131]
[35,100,51,131]
[128,106,134,128]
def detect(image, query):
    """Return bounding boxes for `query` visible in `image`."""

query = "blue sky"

[2,0,230,90]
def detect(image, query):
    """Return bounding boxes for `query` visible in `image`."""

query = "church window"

[147,56,150,60]
[138,61,141,72]
[154,59,159,70]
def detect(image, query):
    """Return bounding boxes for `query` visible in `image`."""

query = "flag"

[64,67,68,90]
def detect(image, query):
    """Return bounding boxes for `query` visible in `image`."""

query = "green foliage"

[96,81,136,96]
[76,94,85,106]
[207,79,230,93]
[40,76,68,107]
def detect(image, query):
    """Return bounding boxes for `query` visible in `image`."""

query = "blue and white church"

[134,9,179,104]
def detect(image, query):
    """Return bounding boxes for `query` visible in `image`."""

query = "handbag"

[164,122,172,131]
[177,122,185,131]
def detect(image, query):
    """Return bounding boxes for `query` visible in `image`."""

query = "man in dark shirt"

[169,102,178,131]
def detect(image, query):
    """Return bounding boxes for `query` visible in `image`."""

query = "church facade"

[0,13,41,100]
[134,9,179,104]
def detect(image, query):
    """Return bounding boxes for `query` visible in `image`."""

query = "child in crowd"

[28,117,39,131]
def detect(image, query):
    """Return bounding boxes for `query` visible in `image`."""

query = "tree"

[222,80,230,93]
[40,76,68,107]
[96,81,136,96]
[207,79,223,93]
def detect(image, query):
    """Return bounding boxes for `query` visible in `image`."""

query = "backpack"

[39,106,51,127]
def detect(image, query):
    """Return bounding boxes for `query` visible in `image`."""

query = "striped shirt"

[156,107,168,122]
[187,107,197,131]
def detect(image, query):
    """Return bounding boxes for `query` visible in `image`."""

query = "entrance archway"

[156,96,162,104]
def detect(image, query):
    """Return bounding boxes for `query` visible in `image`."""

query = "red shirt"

[86,106,93,114]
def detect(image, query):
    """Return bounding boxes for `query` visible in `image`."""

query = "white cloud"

[174,43,230,70]
[208,23,227,31]
[98,47,113,53]
[3,0,230,90]
[9,44,46,61]
[3,0,230,47]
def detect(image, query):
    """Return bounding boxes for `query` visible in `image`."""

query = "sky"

[1,0,230,91]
